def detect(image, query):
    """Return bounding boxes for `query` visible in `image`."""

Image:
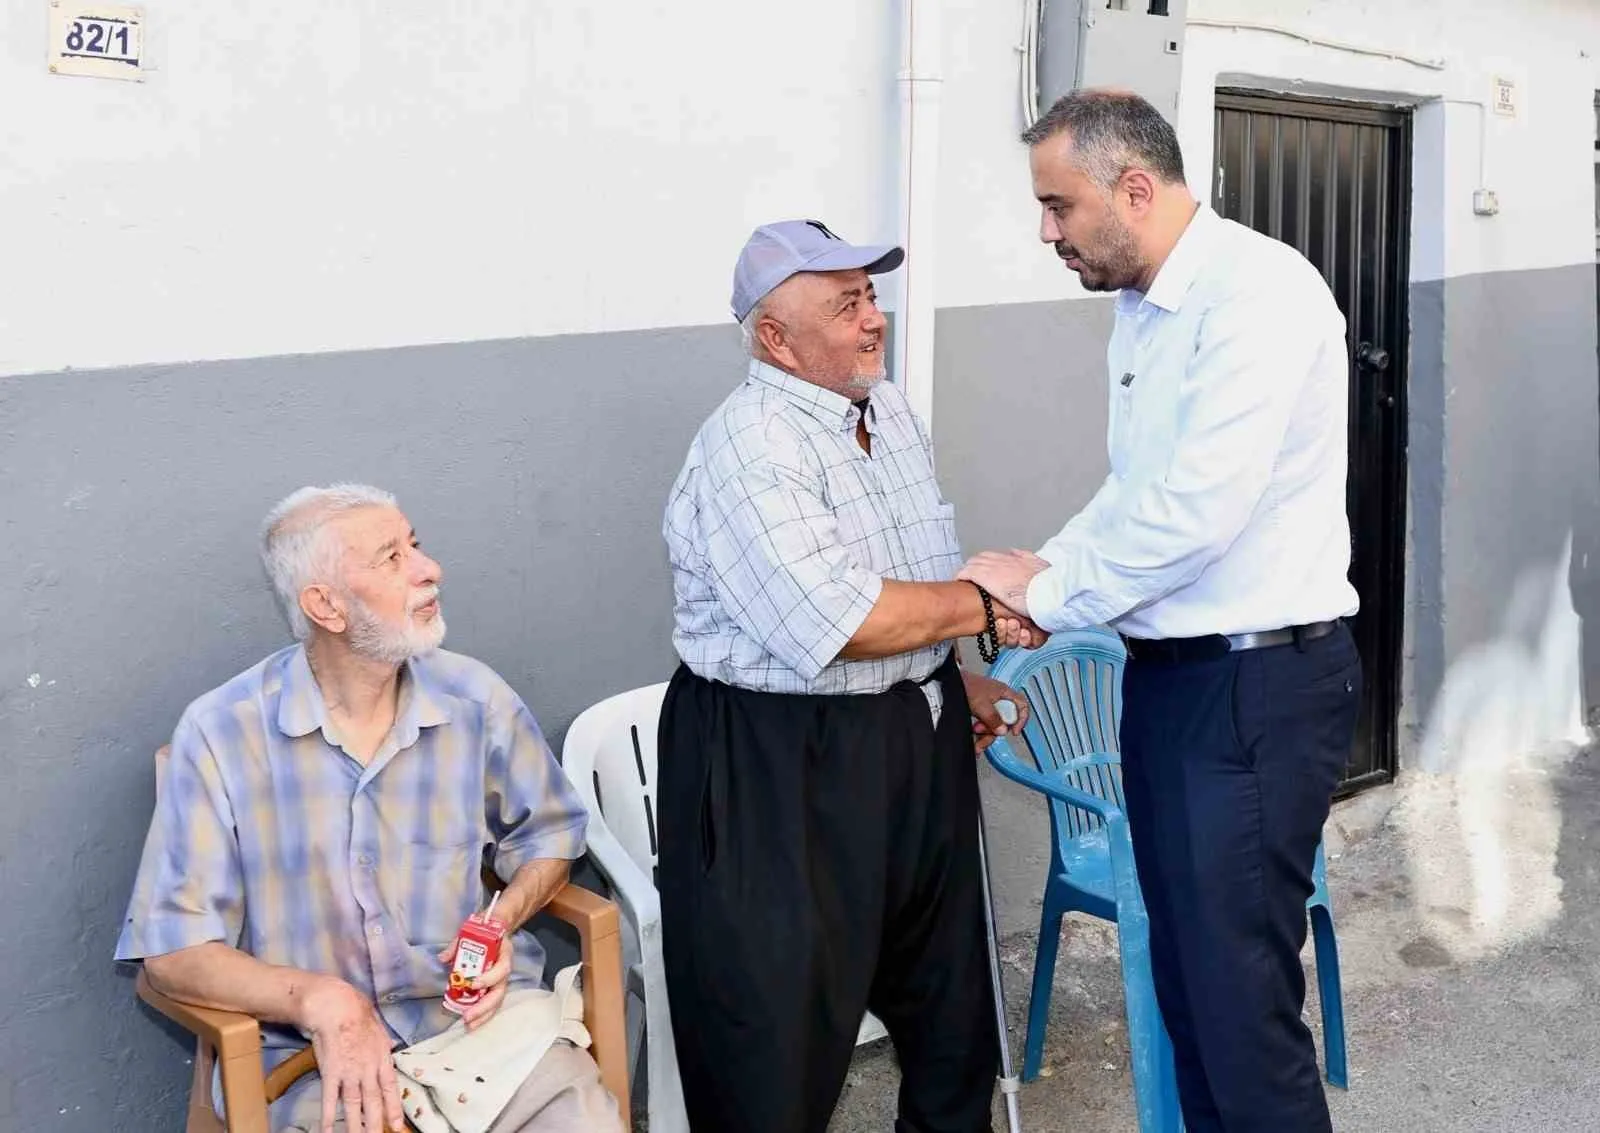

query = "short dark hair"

[1021,89,1186,190]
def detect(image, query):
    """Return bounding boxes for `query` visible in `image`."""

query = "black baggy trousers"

[657,651,998,1133]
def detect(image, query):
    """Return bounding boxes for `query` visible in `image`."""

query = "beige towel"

[392,965,589,1133]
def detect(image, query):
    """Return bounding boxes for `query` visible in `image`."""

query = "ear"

[1119,168,1158,215]
[299,584,347,635]
[756,313,798,370]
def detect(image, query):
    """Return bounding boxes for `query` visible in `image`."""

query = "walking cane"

[978,697,1027,1133]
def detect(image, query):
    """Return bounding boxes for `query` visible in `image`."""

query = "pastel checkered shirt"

[664,359,963,702]
[115,645,587,1088]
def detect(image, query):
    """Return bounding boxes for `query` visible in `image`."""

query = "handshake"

[960,548,1054,651]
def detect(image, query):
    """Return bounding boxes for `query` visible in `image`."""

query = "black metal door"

[1213,91,1410,794]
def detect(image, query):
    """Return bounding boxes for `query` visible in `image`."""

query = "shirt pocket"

[395,840,483,952]
[392,788,488,949]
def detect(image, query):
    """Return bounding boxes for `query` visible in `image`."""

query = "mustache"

[1054,241,1077,260]
[408,586,440,613]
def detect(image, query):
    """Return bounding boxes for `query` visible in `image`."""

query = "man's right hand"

[297,976,406,1133]
[992,599,1047,649]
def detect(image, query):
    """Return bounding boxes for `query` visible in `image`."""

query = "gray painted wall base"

[2,268,1596,1129]
[0,325,745,1129]
[933,298,1115,559]
[1407,264,1600,765]
[937,273,1600,774]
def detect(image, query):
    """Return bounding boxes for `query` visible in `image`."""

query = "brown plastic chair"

[134,746,629,1132]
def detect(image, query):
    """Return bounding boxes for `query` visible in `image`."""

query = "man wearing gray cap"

[657,219,1039,1132]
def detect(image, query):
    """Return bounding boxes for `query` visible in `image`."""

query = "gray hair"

[260,483,397,640]
[1021,89,1186,193]
[739,301,769,359]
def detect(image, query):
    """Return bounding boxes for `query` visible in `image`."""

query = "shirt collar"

[275,644,453,744]
[746,358,862,433]
[275,645,326,738]
[1122,201,1217,315]
[394,655,453,748]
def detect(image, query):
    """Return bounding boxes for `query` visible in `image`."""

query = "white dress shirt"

[664,360,960,711]
[1025,203,1361,639]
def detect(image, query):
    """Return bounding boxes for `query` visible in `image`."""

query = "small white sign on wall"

[47,1,144,82]
[1492,76,1517,118]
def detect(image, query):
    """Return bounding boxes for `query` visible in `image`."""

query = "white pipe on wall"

[894,0,943,429]
[1185,17,1446,71]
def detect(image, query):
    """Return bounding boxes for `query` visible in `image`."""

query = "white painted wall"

[1179,0,1600,283]
[936,0,1600,304]
[4,0,1600,375]
[0,0,903,375]
[932,0,1086,311]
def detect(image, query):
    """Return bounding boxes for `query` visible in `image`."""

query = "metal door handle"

[1356,342,1390,371]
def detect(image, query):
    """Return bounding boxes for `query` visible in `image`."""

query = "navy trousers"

[1119,622,1362,1133]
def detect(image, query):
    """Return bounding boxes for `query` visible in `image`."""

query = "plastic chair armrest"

[263,1048,319,1103]
[136,967,262,1058]
[985,738,1127,822]
[136,966,319,1121]
[579,810,662,932]
[544,882,630,1111]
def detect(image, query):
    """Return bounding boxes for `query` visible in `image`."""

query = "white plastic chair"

[561,682,887,1133]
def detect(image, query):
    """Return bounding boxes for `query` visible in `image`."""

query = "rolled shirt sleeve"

[115,714,245,961]
[486,683,589,882]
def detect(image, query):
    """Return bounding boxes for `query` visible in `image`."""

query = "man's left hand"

[961,670,1030,755]
[437,933,515,1031]
[959,550,1052,615]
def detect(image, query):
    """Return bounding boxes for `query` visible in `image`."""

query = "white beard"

[843,370,885,398]
[345,589,447,664]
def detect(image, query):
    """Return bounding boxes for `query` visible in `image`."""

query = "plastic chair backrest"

[561,683,670,883]
[987,628,1128,839]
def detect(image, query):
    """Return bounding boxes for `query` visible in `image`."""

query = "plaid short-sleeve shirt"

[116,645,587,1084]
[664,360,963,697]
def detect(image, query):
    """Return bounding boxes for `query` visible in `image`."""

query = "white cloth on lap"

[393,964,589,1133]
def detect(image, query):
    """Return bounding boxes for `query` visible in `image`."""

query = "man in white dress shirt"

[961,91,1362,1132]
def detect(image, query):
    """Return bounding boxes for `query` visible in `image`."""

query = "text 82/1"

[63,18,136,63]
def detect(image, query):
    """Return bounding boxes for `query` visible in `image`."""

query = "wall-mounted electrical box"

[1037,0,1188,121]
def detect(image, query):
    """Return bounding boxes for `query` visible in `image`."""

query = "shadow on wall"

[1394,532,1592,962]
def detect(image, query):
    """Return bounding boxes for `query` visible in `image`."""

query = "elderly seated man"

[115,484,624,1133]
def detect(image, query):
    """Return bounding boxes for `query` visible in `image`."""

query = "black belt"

[1121,620,1340,664]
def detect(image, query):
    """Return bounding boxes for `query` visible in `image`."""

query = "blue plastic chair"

[984,629,1348,1132]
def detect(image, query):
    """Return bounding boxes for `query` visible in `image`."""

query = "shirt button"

[358,855,374,868]
[369,923,384,937]
[383,993,399,1003]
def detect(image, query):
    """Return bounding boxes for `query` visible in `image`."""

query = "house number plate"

[48,2,144,82]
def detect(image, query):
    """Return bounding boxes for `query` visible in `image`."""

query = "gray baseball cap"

[730,219,904,322]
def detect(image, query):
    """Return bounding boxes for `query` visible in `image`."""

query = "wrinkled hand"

[959,550,1053,618]
[298,976,405,1133]
[961,670,1031,755]
[437,932,514,1031]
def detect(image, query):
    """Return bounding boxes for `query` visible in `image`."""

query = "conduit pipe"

[895,0,943,428]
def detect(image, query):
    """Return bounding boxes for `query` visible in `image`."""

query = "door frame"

[1214,88,1412,795]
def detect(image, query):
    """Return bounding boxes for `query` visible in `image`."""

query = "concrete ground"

[828,728,1600,1132]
